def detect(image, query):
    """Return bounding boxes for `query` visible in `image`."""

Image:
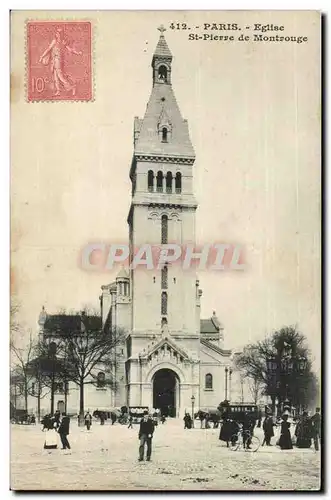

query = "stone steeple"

[133,27,195,161]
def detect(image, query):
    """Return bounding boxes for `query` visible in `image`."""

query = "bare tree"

[42,310,125,424]
[10,334,37,413]
[248,377,264,405]
[235,326,319,413]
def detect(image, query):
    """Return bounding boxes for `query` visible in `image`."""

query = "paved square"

[11,419,320,491]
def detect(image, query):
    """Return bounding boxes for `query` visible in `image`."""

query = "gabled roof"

[200,313,224,334]
[200,338,232,357]
[43,314,102,335]
[142,336,189,360]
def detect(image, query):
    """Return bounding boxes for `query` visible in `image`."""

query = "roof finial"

[158,24,166,35]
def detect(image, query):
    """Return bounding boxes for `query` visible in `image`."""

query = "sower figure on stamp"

[39,28,82,97]
[138,410,155,462]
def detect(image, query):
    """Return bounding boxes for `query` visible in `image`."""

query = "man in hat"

[311,407,321,451]
[138,411,155,462]
[262,407,275,446]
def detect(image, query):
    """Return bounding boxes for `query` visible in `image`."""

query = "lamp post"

[229,369,233,402]
[225,367,229,401]
[191,395,195,428]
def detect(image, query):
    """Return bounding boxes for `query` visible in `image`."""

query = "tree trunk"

[24,386,28,413]
[50,377,55,415]
[64,380,68,414]
[37,392,41,423]
[79,379,84,426]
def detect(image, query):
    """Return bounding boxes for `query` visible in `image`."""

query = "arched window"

[162,127,168,143]
[161,215,168,244]
[148,170,154,192]
[97,371,106,388]
[158,65,167,82]
[161,265,168,289]
[156,171,163,192]
[161,317,168,326]
[166,171,172,193]
[205,373,213,390]
[161,291,168,315]
[175,172,182,193]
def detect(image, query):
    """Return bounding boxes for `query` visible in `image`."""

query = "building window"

[175,172,182,193]
[205,373,213,390]
[166,171,172,192]
[161,215,168,244]
[161,317,168,327]
[97,372,106,388]
[162,127,168,143]
[148,170,154,192]
[158,65,167,82]
[156,171,163,192]
[161,266,168,289]
[161,292,168,315]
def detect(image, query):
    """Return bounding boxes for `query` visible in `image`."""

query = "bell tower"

[126,27,200,411]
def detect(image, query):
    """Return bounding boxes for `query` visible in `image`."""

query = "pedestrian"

[219,415,232,447]
[311,407,321,451]
[279,414,293,450]
[58,412,71,450]
[84,410,92,431]
[100,412,105,426]
[53,410,61,430]
[161,415,166,424]
[198,411,204,429]
[111,412,117,425]
[295,411,312,448]
[183,413,192,429]
[138,411,155,462]
[242,412,254,450]
[262,410,275,446]
[257,409,262,428]
[128,415,133,429]
[43,420,58,450]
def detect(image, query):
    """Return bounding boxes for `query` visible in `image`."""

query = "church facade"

[99,28,235,417]
[18,29,249,419]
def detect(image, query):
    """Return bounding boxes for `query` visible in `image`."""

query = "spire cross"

[158,24,166,35]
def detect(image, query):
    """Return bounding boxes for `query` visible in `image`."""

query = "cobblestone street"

[11,419,321,491]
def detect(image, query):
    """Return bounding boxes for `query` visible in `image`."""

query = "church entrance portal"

[153,369,178,417]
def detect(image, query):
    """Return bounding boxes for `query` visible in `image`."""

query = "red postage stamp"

[27,21,92,102]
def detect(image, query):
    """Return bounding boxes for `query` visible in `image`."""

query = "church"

[26,28,246,419]
[99,27,236,417]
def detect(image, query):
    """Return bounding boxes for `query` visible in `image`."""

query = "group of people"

[219,411,256,449]
[263,407,321,451]
[42,410,71,451]
[217,406,321,452]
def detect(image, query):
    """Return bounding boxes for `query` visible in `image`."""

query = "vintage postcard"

[10,11,321,491]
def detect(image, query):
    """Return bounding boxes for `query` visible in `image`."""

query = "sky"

[11,11,320,370]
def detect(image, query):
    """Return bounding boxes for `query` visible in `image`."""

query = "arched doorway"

[153,369,179,417]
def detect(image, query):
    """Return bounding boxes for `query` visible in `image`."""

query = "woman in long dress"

[279,414,293,450]
[295,412,312,448]
[43,420,58,450]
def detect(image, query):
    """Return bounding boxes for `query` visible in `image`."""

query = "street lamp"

[191,395,195,428]
[225,367,229,400]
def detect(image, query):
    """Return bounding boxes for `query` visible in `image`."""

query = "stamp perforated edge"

[25,18,96,103]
